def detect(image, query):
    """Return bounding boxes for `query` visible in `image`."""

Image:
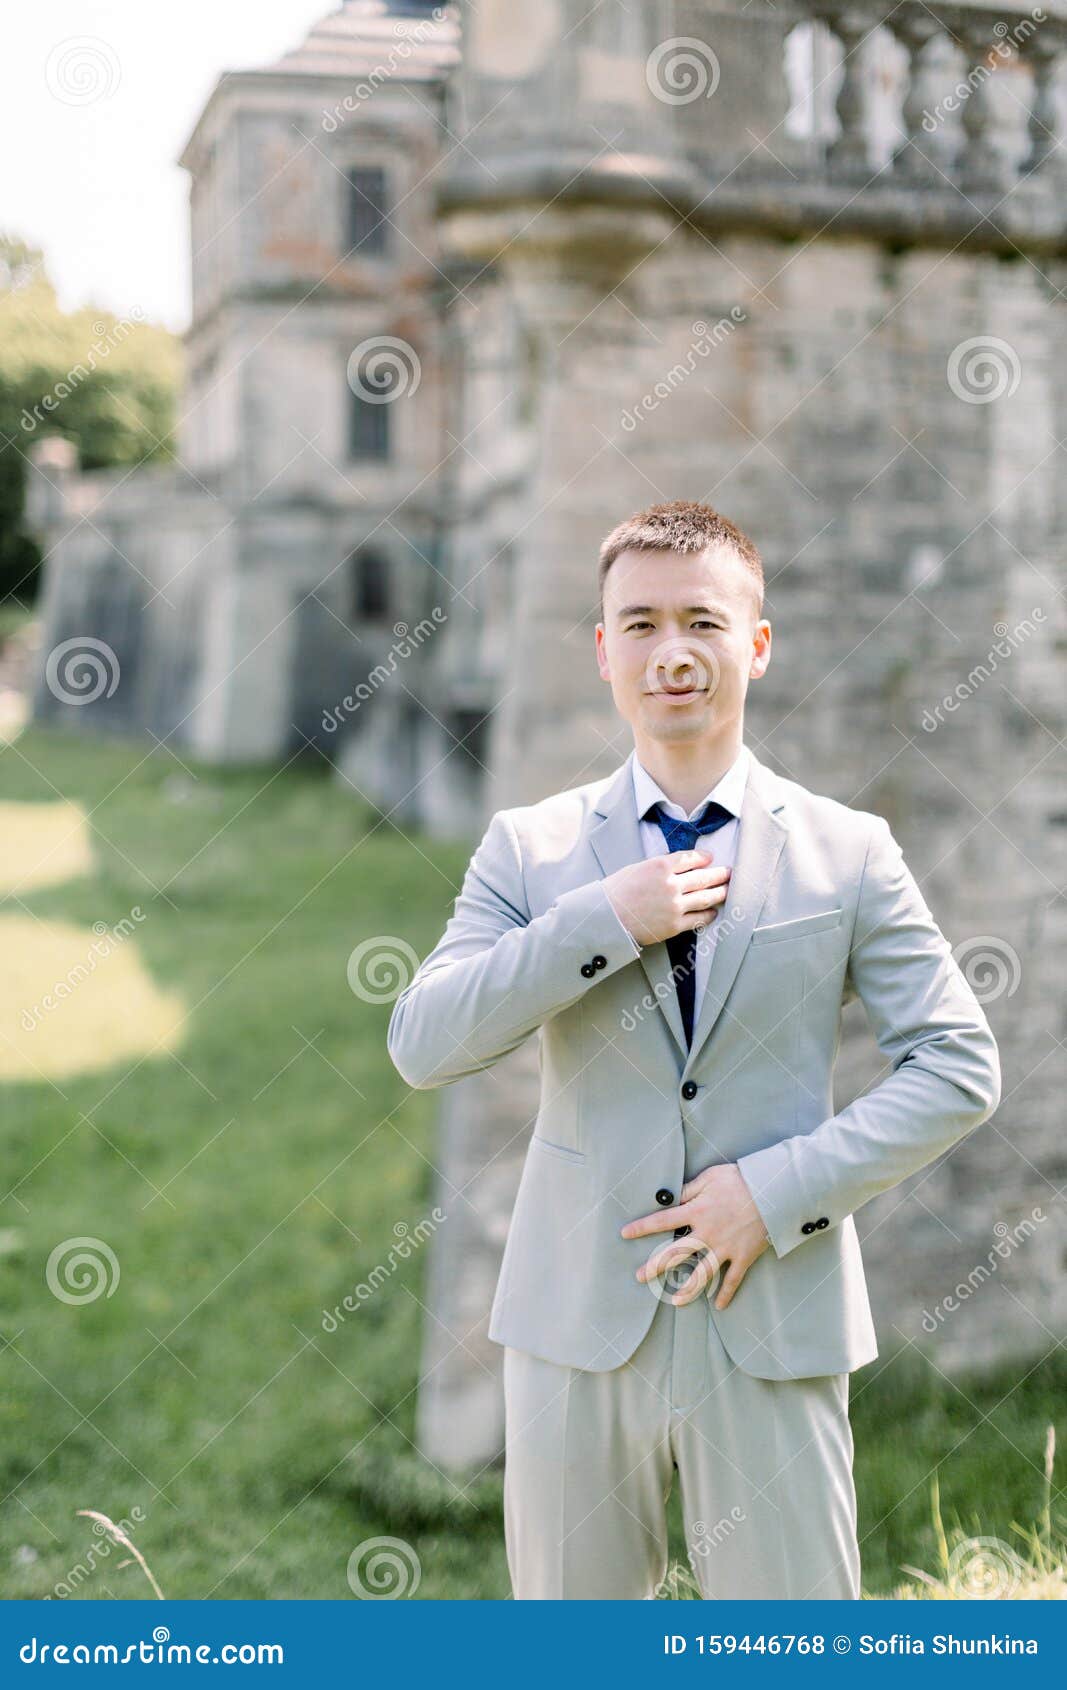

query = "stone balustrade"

[808,1,1064,194]
[440,0,1067,256]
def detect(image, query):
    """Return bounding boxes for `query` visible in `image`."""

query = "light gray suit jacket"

[388,751,1001,1380]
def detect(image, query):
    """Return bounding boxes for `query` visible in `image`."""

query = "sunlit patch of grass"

[0,799,93,893]
[0,913,186,1081]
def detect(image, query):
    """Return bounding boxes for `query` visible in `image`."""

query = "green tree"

[0,235,181,605]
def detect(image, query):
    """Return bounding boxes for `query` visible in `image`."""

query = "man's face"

[595,544,771,746]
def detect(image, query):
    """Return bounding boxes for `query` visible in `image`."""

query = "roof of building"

[266,0,459,81]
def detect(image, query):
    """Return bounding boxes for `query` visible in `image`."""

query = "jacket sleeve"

[387,809,640,1089]
[735,814,1002,1258]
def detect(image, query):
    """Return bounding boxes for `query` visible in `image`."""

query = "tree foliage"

[0,235,181,604]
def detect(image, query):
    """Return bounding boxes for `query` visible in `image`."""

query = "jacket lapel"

[587,750,790,1066]
[684,753,788,1070]
[588,756,688,1058]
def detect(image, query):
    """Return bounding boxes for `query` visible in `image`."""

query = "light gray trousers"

[503,1285,861,1600]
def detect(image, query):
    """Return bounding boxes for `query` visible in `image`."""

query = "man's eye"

[626,621,654,632]
[691,621,720,631]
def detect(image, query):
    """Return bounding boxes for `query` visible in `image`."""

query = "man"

[388,500,1000,1600]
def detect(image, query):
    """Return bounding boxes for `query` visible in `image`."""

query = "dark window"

[348,388,390,460]
[346,167,388,255]
[350,550,390,622]
[449,709,489,771]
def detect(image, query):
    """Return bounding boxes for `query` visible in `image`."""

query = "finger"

[674,864,731,892]
[671,1248,719,1306]
[639,1235,703,1284]
[680,885,730,913]
[667,849,714,874]
[713,1260,745,1309]
[679,1170,714,1203]
[621,1209,685,1241]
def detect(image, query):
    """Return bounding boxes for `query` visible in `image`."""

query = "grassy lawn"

[0,727,1062,1600]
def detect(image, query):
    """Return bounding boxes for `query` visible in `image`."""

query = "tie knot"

[647,799,733,854]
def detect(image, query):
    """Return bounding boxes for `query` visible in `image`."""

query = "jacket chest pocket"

[749,907,843,945]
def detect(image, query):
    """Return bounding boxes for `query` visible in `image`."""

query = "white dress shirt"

[617,744,750,1022]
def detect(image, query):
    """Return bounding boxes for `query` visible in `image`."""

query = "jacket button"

[655,1188,674,1207]
[815,1216,829,1229]
[580,962,595,978]
[681,1081,698,1100]
[591,954,607,970]
[801,1221,816,1235]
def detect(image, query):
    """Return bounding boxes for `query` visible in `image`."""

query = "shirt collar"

[632,744,750,825]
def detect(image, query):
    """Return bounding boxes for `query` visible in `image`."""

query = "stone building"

[27,1,1067,1470]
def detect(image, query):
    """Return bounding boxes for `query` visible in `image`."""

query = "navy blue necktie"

[646,799,734,1046]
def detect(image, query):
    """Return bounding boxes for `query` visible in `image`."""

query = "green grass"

[0,727,1063,1600]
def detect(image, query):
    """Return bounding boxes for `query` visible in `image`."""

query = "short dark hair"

[597,500,764,612]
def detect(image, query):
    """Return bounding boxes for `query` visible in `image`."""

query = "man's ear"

[749,620,772,680]
[595,622,611,682]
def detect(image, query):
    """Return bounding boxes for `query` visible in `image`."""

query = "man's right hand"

[604,851,732,947]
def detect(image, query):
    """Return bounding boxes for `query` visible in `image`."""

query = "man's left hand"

[620,1164,770,1308]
